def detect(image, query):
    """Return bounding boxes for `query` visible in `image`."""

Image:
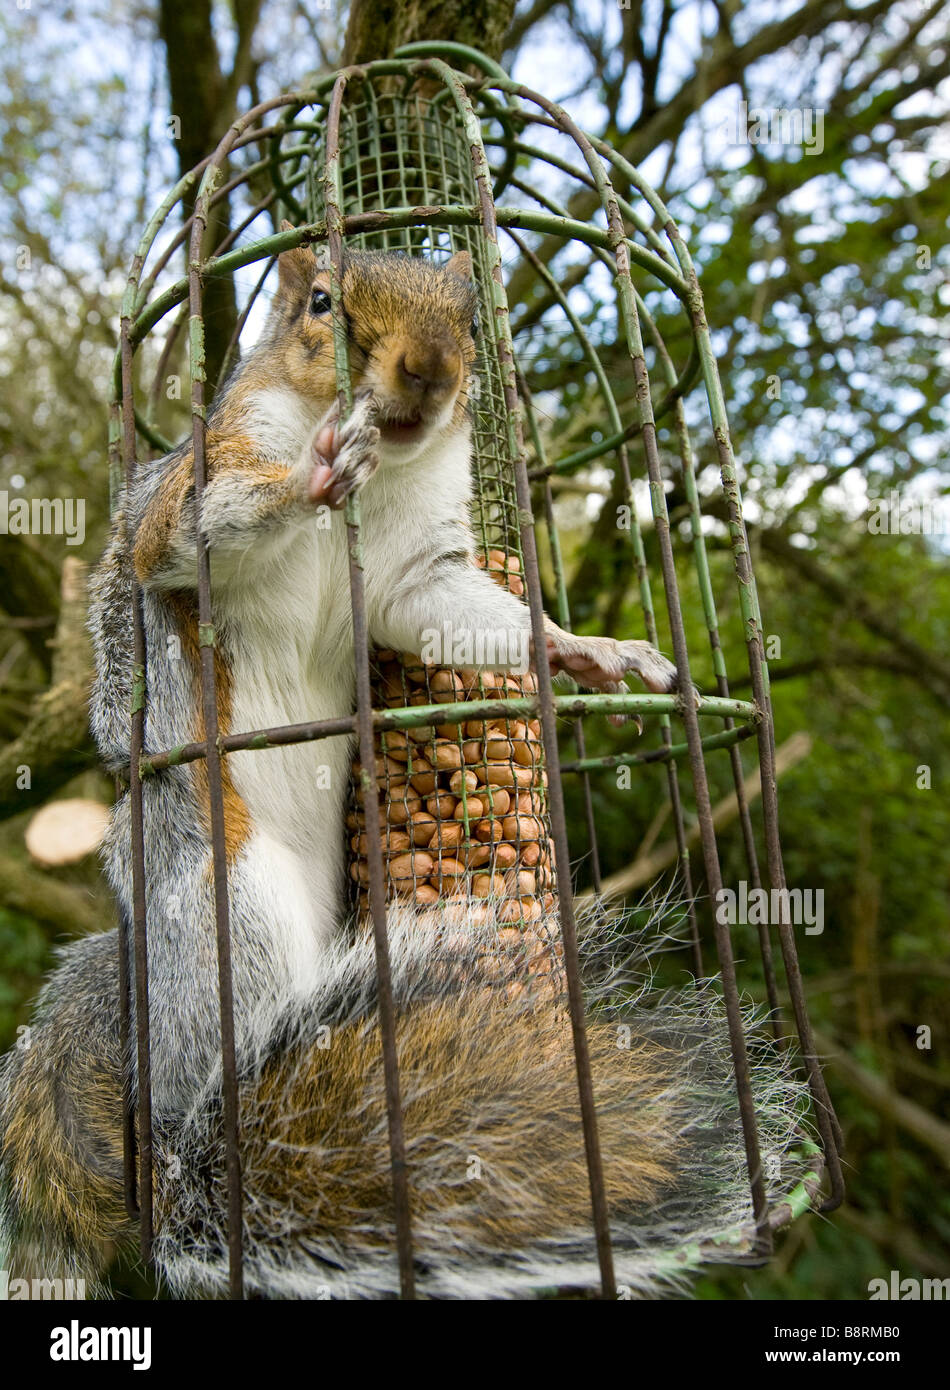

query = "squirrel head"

[270,228,479,461]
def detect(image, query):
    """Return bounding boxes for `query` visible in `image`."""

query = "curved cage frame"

[109,44,844,1301]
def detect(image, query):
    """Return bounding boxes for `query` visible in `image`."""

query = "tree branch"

[814,1027,950,1170]
[503,0,895,308]
[585,731,813,901]
[0,846,103,938]
[758,528,950,704]
[157,0,240,391]
[0,534,61,673]
[0,558,95,823]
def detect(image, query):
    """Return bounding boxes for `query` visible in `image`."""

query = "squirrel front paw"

[546,632,677,693]
[307,389,380,510]
[544,630,687,728]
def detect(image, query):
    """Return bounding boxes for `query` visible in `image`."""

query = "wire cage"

[110,42,844,1300]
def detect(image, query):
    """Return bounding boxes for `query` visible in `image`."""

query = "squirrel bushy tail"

[0,929,133,1290]
[156,908,686,1299]
[1,904,809,1300]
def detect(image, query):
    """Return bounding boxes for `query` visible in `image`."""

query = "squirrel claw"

[608,710,644,733]
[306,392,380,509]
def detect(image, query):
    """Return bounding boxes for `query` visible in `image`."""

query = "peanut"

[389,851,435,880]
[472,872,506,899]
[388,793,423,826]
[429,820,464,851]
[473,816,503,843]
[501,814,544,843]
[408,757,437,796]
[432,740,463,771]
[426,791,457,820]
[431,670,463,703]
[484,763,534,789]
[465,843,493,870]
[408,811,438,847]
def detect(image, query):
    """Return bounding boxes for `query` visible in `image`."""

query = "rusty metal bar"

[564,94,843,1193]
[505,225,703,977]
[562,721,757,774]
[110,399,139,1225]
[583,143,846,1205]
[627,353,770,1234]
[508,84,771,1241]
[136,692,755,777]
[428,56,619,1297]
[116,904,139,1222]
[509,371,619,1298]
[325,71,416,1300]
[188,157,247,1303]
[618,433,704,979]
[620,289,771,1240]
[662,217,846,1206]
[118,307,153,1260]
[520,371,602,893]
[652,326,784,1035]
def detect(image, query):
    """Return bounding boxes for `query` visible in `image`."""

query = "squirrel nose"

[397,339,460,396]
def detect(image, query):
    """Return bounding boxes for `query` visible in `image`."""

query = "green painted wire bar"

[138,692,761,779]
[561,721,758,775]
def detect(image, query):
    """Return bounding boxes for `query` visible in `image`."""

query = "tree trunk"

[343,0,516,66]
[157,0,262,393]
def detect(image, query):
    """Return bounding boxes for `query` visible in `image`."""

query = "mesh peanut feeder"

[110,42,844,1299]
[347,555,563,996]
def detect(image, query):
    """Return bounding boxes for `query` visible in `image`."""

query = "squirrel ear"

[445,249,473,282]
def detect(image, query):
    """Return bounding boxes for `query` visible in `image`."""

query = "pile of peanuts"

[347,550,559,936]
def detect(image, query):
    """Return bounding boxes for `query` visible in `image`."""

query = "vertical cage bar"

[509,88,770,1237]
[519,371,602,893]
[430,57,618,1297]
[663,223,845,1208]
[118,311,154,1260]
[508,227,702,973]
[188,165,245,1301]
[641,301,784,1036]
[526,107,844,1203]
[613,251,771,1239]
[110,397,140,1222]
[325,71,417,1299]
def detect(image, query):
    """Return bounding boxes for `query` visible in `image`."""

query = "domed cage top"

[110,42,844,1300]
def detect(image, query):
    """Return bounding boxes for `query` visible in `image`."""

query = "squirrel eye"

[470,311,479,338]
[309,288,332,316]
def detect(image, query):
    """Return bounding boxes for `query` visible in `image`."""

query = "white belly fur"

[214,442,471,979]
[223,521,356,968]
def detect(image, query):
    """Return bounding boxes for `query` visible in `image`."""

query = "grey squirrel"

[0,238,697,1298]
